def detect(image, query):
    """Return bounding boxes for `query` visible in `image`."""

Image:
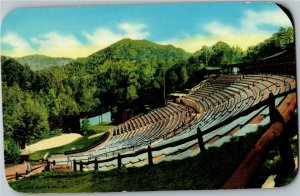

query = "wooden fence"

[60,88,296,172]
[13,80,296,184]
[222,92,297,188]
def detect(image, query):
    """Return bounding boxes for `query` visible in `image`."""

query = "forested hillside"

[1,27,294,162]
[64,38,191,112]
[165,27,294,91]
[243,27,294,62]
[2,39,190,161]
[166,41,245,91]
[86,38,190,67]
[15,54,74,71]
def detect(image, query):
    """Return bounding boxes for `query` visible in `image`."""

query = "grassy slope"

[28,123,114,159]
[11,129,264,193]
[88,122,116,133]
[29,133,107,160]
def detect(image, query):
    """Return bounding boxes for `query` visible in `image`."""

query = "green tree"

[126,85,138,102]
[4,138,20,162]
[167,71,178,92]
[243,27,294,62]
[81,119,91,135]
[180,66,189,84]
[14,95,49,149]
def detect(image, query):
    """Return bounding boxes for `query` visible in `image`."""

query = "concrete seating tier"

[50,74,295,170]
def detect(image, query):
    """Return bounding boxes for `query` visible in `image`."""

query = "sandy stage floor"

[21,134,82,154]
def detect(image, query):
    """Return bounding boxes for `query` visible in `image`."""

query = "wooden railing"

[12,77,296,183]
[98,75,287,154]
[222,91,297,188]
[52,88,295,172]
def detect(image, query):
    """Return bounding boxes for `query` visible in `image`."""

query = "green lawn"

[11,128,266,193]
[88,122,116,133]
[28,123,115,160]
[29,133,108,160]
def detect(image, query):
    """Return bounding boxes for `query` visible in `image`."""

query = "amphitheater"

[48,73,296,172]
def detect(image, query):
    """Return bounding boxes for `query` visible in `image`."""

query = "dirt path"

[5,162,46,182]
[5,162,27,181]
[21,133,82,154]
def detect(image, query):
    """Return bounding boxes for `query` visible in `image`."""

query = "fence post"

[25,161,31,175]
[147,145,153,166]
[268,93,285,124]
[117,153,122,168]
[73,160,76,171]
[94,158,98,171]
[46,160,50,171]
[197,127,206,152]
[277,124,295,177]
[268,93,276,123]
[268,92,294,178]
[80,161,83,172]
[15,172,19,180]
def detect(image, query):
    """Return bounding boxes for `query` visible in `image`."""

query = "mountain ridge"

[14,54,74,71]
[83,38,191,68]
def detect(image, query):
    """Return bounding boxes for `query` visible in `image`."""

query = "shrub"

[84,129,97,136]
[81,119,91,135]
[4,138,20,164]
[50,128,64,135]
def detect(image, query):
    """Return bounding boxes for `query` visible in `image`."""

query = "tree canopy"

[243,27,294,62]
[1,27,294,162]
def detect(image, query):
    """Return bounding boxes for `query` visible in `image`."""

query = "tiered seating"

[152,74,294,163]
[82,103,190,159]
[49,74,296,171]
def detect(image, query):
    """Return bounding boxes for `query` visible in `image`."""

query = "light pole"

[163,69,166,106]
[206,46,211,67]
[206,47,208,67]
[231,47,236,74]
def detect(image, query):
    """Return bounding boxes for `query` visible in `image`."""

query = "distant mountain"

[15,54,74,71]
[84,38,191,68]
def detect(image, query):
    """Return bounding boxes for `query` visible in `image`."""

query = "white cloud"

[204,21,236,36]
[83,28,123,47]
[83,23,149,48]
[31,31,81,48]
[1,32,34,56]
[1,9,292,58]
[30,31,89,57]
[204,9,292,37]
[118,23,149,39]
[1,31,92,58]
[162,9,292,52]
[241,10,292,31]
[1,22,150,58]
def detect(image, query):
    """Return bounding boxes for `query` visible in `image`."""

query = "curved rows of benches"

[49,74,296,171]
[52,103,194,164]
[150,74,294,164]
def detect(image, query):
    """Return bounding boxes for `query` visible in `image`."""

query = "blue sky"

[1,2,292,58]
